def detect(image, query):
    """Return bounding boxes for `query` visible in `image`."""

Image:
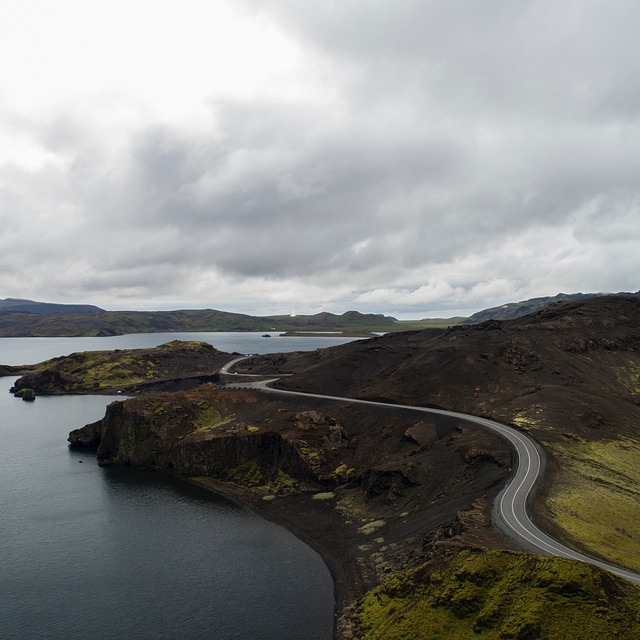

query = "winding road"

[222,359,640,586]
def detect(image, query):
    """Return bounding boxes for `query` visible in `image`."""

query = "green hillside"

[347,550,640,640]
[0,303,401,337]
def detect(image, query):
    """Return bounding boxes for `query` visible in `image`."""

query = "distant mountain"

[3,291,638,337]
[463,291,639,323]
[0,298,105,315]
[0,300,399,337]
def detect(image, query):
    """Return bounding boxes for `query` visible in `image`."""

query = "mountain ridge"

[463,290,639,323]
[0,298,105,315]
[0,302,398,337]
[1,290,638,336]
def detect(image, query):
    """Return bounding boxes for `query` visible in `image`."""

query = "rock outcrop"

[69,387,366,494]
[10,340,230,395]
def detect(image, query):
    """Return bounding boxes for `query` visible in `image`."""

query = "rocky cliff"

[68,382,514,614]
[70,387,332,490]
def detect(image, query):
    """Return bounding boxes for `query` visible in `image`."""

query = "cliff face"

[70,384,510,500]
[69,387,330,490]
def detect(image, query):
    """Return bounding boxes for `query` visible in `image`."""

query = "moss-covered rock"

[10,341,229,395]
[543,436,640,573]
[14,387,36,401]
[344,550,640,640]
[68,387,333,491]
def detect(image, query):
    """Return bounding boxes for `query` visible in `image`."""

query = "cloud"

[1,1,639,316]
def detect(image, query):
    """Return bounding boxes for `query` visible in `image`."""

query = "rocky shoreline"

[66,382,516,628]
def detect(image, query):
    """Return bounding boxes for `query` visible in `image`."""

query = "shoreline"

[66,381,518,638]
[180,474,344,632]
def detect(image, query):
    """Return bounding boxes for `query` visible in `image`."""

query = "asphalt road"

[223,362,640,586]
[219,356,252,375]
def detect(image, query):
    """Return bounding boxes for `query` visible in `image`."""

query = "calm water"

[0,331,363,366]
[0,333,359,639]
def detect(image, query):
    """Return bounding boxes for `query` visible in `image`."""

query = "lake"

[0,331,363,366]
[0,333,361,639]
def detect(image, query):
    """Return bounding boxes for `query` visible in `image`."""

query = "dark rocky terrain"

[242,296,640,574]
[246,296,640,434]
[7,294,640,638]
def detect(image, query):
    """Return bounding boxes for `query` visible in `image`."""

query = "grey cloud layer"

[2,1,639,313]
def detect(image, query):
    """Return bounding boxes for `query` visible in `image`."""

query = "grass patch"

[312,492,336,500]
[191,403,235,433]
[544,437,640,572]
[359,520,385,535]
[395,317,465,330]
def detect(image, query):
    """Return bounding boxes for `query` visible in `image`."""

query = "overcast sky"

[1,1,639,318]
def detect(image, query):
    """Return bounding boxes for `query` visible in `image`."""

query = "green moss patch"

[545,437,640,572]
[224,459,264,486]
[359,520,385,535]
[349,550,640,640]
[297,440,325,472]
[331,463,356,482]
[222,460,312,496]
[312,492,336,500]
[191,402,235,432]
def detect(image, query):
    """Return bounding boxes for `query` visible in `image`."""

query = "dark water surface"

[0,333,355,639]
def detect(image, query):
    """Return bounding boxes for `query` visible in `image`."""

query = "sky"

[1,0,639,319]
